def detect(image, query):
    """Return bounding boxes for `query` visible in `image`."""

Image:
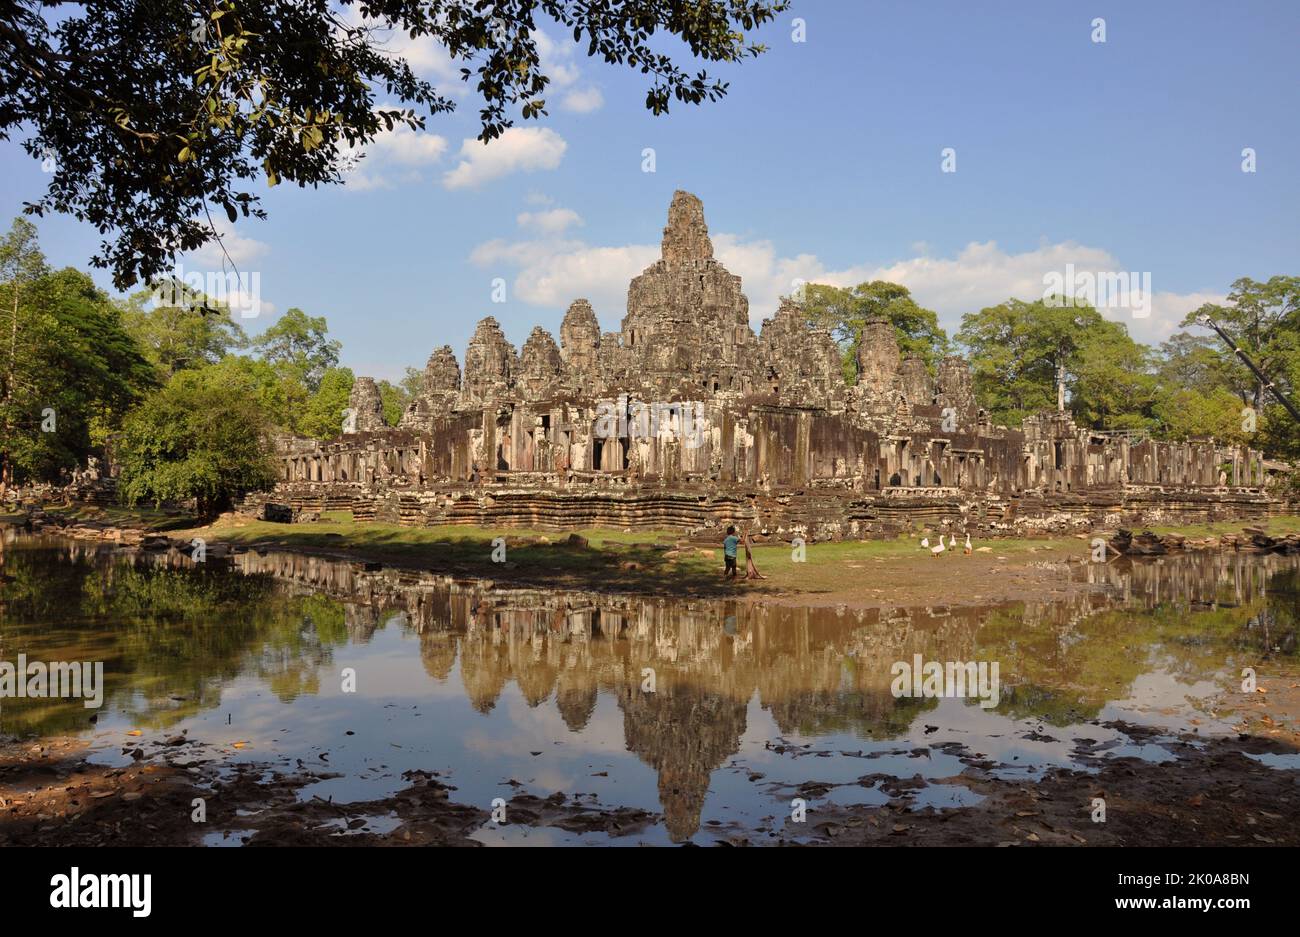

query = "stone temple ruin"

[265,191,1271,539]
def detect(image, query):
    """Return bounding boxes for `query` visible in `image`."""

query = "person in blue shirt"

[722,526,740,579]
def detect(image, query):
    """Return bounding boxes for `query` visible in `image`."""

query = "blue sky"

[2,0,1297,381]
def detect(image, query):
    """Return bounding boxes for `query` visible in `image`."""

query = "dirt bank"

[3,706,1296,847]
[11,505,1246,610]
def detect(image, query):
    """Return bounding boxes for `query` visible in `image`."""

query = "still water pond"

[1,533,1297,845]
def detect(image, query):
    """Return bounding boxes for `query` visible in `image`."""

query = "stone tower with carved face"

[621,191,761,398]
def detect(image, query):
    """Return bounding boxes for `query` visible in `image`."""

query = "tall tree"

[1157,331,1238,397]
[0,222,155,489]
[1152,387,1247,445]
[0,217,46,493]
[1071,327,1158,431]
[1181,277,1300,411]
[203,353,294,429]
[115,363,276,515]
[119,287,247,379]
[252,307,340,393]
[376,378,410,426]
[300,366,355,440]
[802,281,949,384]
[398,365,423,400]
[956,297,1153,429]
[2,0,789,288]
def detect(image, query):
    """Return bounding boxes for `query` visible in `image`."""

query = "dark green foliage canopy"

[115,362,277,513]
[0,219,156,487]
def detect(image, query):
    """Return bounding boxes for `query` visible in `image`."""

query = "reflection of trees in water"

[0,539,351,736]
[1242,566,1300,659]
[987,554,1300,725]
[9,535,1300,838]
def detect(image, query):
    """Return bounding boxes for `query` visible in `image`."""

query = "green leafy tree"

[300,366,354,440]
[1152,387,1248,445]
[1157,331,1238,396]
[0,217,47,492]
[1071,326,1158,431]
[1181,277,1300,410]
[115,363,277,514]
[3,0,789,288]
[398,365,424,400]
[956,297,1153,429]
[1258,405,1300,461]
[119,288,248,379]
[0,221,155,489]
[377,378,410,426]
[1162,277,1300,457]
[802,281,949,384]
[252,307,340,393]
[1151,331,1251,446]
[204,354,295,430]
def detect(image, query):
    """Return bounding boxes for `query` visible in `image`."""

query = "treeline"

[0,218,420,511]
[803,277,1300,457]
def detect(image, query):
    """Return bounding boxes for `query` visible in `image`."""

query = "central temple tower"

[620,191,761,397]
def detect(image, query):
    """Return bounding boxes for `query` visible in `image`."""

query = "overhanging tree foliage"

[1,0,789,289]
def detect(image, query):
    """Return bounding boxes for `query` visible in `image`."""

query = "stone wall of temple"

[345,376,387,434]
[266,190,1275,539]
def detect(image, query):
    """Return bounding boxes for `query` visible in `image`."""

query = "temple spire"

[660,190,714,265]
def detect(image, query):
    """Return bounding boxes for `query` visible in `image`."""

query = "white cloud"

[339,110,449,191]
[470,236,588,270]
[377,129,449,166]
[337,8,464,87]
[442,126,567,189]
[1143,291,1227,343]
[560,86,604,113]
[841,243,1219,346]
[470,225,1217,346]
[534,29,580,87]
[517,207,582,234]
[513,245,659,314]
[469,235,654,319]
[533,29,602,113]
[188,219,270,269]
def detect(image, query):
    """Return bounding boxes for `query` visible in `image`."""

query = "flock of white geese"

[920,532,973,557]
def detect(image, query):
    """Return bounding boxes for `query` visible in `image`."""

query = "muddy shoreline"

[4,652,1297,848]
[4,709,1296,847]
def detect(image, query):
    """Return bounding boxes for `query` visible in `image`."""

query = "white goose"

[964,532,973,555]
[930,537,946,558]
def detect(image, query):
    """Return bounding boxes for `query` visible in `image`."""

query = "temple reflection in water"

[4,534,1297,842]
[226,547,1300,839]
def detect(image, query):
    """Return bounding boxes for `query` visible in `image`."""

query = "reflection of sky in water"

[1245,751,1300,769]
[5,537,1299,845]
[816,784,890,808]
[908,784,985,810]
